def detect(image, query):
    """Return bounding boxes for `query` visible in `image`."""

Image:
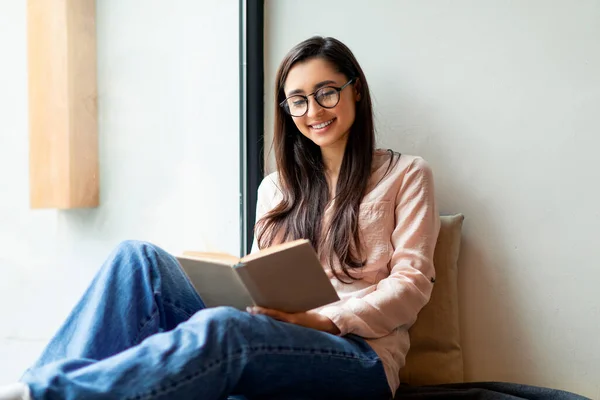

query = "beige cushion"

[399,213,465,385]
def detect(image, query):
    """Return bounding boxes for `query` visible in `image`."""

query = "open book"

[176,239,340,313]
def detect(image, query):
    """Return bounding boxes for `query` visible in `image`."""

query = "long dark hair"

[256,36,375,283]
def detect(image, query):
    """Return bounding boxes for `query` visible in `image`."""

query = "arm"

[250,174,279,254]
[318,158,441,338]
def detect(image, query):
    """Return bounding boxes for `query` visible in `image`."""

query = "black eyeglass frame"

[279,77,357,117]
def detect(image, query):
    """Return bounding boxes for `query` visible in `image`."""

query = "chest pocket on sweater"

[358,201,393,272]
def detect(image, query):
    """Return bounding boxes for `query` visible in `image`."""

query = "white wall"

[0,0,241,383]
[265,1,600,398]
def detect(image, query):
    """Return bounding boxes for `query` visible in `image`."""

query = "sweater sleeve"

[318,158,441,338]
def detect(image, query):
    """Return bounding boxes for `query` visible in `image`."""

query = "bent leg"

[26,240,204,369]
[23,307,390,400]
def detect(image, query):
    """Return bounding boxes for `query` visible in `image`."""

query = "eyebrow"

[286,80,337,96]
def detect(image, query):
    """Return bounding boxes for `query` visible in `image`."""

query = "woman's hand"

[247,306,341,335]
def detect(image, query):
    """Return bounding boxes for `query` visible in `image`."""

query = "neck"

[321,144,345,177]
[321,140,347,198]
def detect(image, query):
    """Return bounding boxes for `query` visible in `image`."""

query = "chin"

[309,137,335,148]
[311,133,348,149]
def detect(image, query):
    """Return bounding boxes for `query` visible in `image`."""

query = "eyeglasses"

[279,78,357,117]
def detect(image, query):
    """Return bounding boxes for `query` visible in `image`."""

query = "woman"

[1,36,440,400]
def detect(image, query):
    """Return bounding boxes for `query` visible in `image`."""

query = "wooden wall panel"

[28,0,98,209]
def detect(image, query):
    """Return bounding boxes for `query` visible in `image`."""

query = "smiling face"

[283,57,360,151]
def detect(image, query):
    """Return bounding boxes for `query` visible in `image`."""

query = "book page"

[235,240,339,313]
[181,251,240,265]
[240,238,309,263]
[177,256,255,311]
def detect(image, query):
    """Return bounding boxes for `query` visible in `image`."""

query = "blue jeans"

[21,241,391,400]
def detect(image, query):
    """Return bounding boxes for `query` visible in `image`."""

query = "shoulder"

[257,171,284,209]
[258,171,282,194]
[404,155,434,180]
[371,149,434,182]
[364,150,435,203]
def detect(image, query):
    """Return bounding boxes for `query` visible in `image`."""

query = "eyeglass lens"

[284,86,339,117]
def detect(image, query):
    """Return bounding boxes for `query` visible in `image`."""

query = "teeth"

[312,119,333,129]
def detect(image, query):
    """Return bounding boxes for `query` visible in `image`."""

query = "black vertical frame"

[242,0,264,255]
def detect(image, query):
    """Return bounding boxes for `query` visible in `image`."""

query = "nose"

[306,95,324,119]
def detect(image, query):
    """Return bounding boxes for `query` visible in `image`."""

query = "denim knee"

[115,240,177,261]
[189,306,251,335]
[114,240,158,255]
[104,240,170,278]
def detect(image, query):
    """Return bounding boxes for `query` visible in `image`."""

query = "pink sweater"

[251,150,441,394]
